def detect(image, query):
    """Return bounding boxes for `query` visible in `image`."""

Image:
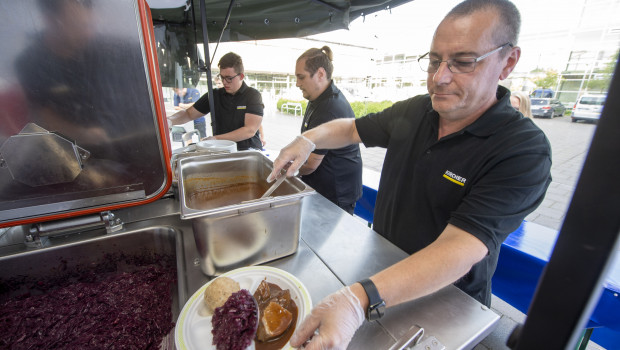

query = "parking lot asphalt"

[521,116,597,230]
[261,109,597,232]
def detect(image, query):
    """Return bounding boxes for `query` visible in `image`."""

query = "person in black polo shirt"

[294,46,363,214]
[268,1,552,348]
[168,52,263,151]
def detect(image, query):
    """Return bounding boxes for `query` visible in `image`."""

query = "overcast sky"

[313,0,588,49]
[210,0,619,76]
[310,0,619,72]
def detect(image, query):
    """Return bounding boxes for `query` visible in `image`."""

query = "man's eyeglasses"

[217,73,241,83]
[418,43,513,74]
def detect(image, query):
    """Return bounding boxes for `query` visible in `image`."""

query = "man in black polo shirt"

[269,0,552,348]
[294,46,362,214]
[168,52,263,151]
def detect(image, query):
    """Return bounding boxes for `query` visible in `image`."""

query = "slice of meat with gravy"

[253,280,298,344]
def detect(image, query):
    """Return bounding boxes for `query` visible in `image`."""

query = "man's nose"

[432,61,453,84]
[295,79,301,87]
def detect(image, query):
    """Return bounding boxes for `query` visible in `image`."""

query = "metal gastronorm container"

[177,151,315,276]
[0,226,185,349]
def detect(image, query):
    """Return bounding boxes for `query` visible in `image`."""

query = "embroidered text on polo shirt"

[443,170,466,186]
[237,105,247,109]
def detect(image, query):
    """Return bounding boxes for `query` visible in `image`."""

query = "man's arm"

[259,125,266,147]
[211,113,262,142]
[298,153,325,175]
[353,224,488,308]
[177,102,195,110]
[268,118,361,181]
[290,224,488,350]
[304,118,361,148]
[167,106,204,125]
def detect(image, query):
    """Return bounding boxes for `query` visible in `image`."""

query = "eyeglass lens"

[418,43,511,74]
[218,74,238,82]
[418,57,477,74]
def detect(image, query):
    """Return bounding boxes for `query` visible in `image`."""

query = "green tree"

[585,49,618,93]
[277,98,394,118]
[350,100,394,118]
[533,70,559,89]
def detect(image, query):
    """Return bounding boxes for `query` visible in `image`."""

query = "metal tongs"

[261,168,287,198]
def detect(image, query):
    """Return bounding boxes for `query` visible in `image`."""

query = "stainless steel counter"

[299,194,500,350]
[0,191,499,349]
[113,192,499,350]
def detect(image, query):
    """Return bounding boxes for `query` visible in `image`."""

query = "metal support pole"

[199,0,217,136]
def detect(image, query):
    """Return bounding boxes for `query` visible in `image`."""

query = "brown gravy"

[187,182,268,210]
[254,282,298,350]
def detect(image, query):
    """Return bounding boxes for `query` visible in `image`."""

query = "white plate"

[175,266,312,350]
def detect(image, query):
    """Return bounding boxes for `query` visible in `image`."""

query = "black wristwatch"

[358,278,386,321]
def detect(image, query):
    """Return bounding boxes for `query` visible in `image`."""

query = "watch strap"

[358,278,386,321]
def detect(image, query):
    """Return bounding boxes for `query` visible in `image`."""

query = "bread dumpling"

[203,276,240,312]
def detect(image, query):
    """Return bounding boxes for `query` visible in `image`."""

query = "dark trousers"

[194,120,207,139]
[338,202,356,215]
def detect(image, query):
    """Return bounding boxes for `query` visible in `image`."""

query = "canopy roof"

[150,0,413,42]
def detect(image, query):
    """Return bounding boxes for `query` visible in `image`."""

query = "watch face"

[368,300,386,321]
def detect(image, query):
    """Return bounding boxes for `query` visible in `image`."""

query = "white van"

[571,94,606,123]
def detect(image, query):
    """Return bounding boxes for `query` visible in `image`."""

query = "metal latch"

[388,325,445,350]
[101,211,124,233]
[26,211,123,244]
[411,336,445,350]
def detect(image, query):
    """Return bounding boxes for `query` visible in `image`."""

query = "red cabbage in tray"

[212,289,258,350]
[0,254,176,350]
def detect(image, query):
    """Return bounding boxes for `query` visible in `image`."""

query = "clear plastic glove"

[290,286,365,350]
[267,135,316,182]
[203,135,216,141]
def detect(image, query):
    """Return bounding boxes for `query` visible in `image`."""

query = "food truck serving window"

[0,0,169,224]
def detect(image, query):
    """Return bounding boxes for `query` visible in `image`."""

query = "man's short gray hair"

[446,0,521,49]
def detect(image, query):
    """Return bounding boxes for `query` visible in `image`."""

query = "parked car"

[571,94,606,123]
[530,98,566,118]
[531,88,554,98]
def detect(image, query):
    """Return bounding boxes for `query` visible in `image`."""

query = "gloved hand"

[290,286,365,350]
[267,135,316,182]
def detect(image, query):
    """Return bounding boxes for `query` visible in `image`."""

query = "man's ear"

[317,67,327,80]
[239,73,245,80]
[499,46,521,80]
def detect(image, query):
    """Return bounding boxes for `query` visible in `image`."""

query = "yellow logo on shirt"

[237,106,247,109]
[443,170,466,186]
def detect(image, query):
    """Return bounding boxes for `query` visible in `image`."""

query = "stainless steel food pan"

[0,226,184,349]
[177,151,315,276]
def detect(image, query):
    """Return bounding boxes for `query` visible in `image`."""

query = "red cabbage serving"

[0,261,176,350]
[211,289,258,350]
